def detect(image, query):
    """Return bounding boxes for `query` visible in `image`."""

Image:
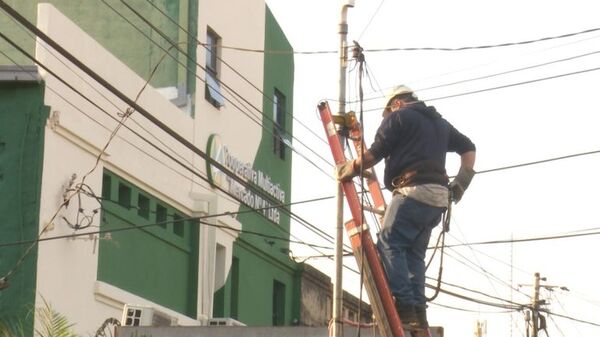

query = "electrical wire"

[0,28,174,281]
[0,26,349,284]
[0,209,336,251]
[356,0,386,42]
[425,65,600,102]
[427,276,528,307]
[98,1,336,183]
[442,248,527,298]
[443,229,600,248]
[4,3,600,322]
[5,19,338,249]
[540,309,600,328]
[363,27,600,53]
[358,63,600,114]
[451,216,505,302]
[106,0,334,174]
[0,5,345,252]
[354,47,600,104]
[416,49,600,93]
[140,0,331,148]
[424,282,523,310]
[0,43,340,258]
[202,26,600,55]
[430,301,514,314]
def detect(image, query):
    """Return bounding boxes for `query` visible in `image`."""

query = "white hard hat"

[383,85,415,116]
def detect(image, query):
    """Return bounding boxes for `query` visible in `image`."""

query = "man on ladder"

[337,85,476,332]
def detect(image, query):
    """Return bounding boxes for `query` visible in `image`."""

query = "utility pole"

[521,272,569,337]
[333,2,354,337]
[520,272,569,337]
[531,272,542,337]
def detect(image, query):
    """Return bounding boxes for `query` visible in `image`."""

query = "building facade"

[0,1,297,335]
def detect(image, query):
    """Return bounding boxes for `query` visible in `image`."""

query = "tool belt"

[392,160,449,189]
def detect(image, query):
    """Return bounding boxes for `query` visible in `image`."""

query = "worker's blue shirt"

[368,101,476,191]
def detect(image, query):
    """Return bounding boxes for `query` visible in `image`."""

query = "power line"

[443,229,600,248]
[356,0,386,41]
[0,2,319,241]
[476,150,600,175]
[104,0,334,174]
[427,276,529,306]
[541,309,600,328]
[0,2,371,276]
[0,17,345,281]
[363,27,600,53]
[140,0,330,149]
[425,65,600,102]
[354,47,600,104]
[359,63,600,114]
[207,26,600,55]
[416,49,600,93]
[0,37,338,255]
[425,282,523,310]
[431,301,514,314]
[0,208,337,251]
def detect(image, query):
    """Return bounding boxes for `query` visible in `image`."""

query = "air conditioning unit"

[207,317,246,326]
[121,304,178,327]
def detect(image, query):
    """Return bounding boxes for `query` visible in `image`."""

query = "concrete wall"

[299,264,373,326]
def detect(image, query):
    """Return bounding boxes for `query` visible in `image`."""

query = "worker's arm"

[449,150,476,203]
[336,150,380,182]
[459,150,476,170]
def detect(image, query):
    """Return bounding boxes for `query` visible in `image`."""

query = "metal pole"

[333,2,354,337]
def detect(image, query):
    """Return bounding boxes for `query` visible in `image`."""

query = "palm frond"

[34,297,77,337]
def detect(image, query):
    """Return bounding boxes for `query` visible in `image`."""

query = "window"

[205,28,224,107]
[118,183,131,209]
[272,280,286,326]
[273,89,286,159]
[230,257,239,319]
[156,204,167,229]
[173,213,184,237]
[137,194,149,219]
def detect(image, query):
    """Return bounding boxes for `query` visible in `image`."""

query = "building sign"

[206,134,286,224]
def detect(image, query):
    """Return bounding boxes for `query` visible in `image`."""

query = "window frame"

[273,89,286,159]
[205,27,224,108]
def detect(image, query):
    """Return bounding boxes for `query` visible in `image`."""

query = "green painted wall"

[213,5,301,326]
[98,170,198,317]
[0,82,48,334]
[0,0,197,91]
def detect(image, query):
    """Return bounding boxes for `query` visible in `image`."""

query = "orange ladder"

[319,101,434,337]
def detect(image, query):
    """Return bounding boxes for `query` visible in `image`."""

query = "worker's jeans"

[377,194,445,307]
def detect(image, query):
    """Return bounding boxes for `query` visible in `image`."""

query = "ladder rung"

[361,205,385,216]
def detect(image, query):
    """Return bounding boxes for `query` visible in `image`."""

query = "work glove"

[336,159,358,182]
[449,167,475,203]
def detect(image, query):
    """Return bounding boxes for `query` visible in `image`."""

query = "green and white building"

[0,0,298,334]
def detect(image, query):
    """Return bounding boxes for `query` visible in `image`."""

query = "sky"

[265,1,600,336]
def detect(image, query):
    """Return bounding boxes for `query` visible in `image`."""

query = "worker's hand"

[336,159,358,182]
[449,167,475,203]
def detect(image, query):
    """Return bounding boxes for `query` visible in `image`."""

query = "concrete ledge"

[0,65,40,82]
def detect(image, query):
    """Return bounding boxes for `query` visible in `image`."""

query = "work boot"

[394,301,420,331]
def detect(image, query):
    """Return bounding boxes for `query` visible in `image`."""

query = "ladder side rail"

[345,219,393,337]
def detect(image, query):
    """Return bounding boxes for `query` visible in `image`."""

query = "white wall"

[195,0,266,214]
[33,2,267,334]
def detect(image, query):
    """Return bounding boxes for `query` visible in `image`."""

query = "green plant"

[34,298,78,337]
[0,298,78,337]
